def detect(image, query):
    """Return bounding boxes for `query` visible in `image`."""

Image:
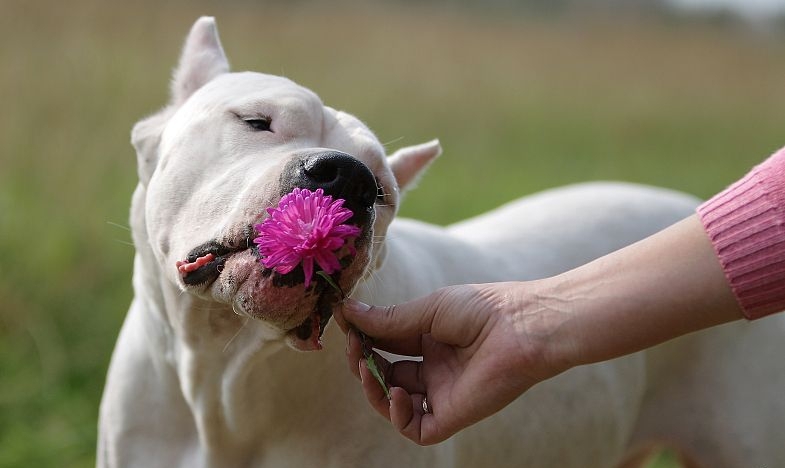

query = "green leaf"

[365,354,391,400]
[358,331,390,400]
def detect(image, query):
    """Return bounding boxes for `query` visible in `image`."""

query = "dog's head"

[130,17,439,351]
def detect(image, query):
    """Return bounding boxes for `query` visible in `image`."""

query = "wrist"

[507,279,582,383]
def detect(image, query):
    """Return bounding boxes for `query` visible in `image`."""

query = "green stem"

[358,331,391,400]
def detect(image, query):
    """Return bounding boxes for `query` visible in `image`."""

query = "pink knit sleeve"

[697,147,785,320]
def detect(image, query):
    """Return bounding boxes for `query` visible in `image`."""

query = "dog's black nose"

[292,151,377,210]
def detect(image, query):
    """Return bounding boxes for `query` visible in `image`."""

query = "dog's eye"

[243,116,273,132]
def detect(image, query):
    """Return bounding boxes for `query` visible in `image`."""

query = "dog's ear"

[131,107,175,185]
[388,139,442,192]
[171,16,230,105]
[131,17,229,186]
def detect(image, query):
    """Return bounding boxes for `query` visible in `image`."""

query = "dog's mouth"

[176,239,246,287]
[288,283,342,350]
[175,228,364,351]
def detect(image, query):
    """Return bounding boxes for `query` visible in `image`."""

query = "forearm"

[532,214,743,370]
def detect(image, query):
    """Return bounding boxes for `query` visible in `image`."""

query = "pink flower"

[253,188,362,288]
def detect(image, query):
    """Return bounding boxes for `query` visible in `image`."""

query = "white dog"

[98,17,785,468]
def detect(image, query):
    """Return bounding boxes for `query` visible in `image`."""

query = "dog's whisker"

[223,317,251,354]
[112,239,136,248]
[367,271,385,299]
[106,220,132,231]
[107,221,134,248]
[381,136,405,149]
[374,234,401,242]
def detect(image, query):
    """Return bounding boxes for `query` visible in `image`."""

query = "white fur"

[99,17,785,468]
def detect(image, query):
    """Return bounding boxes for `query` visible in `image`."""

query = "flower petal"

[302,256,314,288]
[254,187,362,285]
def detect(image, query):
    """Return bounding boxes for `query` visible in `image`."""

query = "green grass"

[2,1,785,466]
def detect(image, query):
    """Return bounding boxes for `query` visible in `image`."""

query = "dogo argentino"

[98,17,785,468]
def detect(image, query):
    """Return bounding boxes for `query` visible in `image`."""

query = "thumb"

[336,294,442,354]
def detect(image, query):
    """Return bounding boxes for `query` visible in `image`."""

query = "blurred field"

[1,0,784,466]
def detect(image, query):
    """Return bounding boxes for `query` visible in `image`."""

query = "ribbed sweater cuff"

[697,148,785,320]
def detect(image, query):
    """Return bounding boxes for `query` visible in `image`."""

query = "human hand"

[333,283,569,445]
[333,216,745,445]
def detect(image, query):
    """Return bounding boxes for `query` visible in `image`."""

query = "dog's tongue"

[176,253,215,275]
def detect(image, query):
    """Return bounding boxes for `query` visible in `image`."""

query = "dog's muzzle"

[175,151,379,350]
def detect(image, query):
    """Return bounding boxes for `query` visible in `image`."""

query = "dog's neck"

[132,244,357,460]
[131,185,278,454]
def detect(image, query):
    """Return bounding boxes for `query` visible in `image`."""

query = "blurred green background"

[2,0,784,466]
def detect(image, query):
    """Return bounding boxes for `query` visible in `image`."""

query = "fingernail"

[358,361,365,383]
[344,298,371,315]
